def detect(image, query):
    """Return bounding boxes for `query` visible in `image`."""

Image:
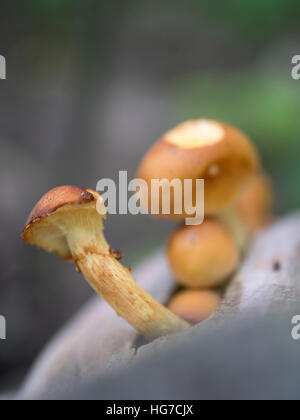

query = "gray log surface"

[17,214,300,400]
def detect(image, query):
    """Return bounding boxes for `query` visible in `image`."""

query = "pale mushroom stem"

[219,205,250,254]
[66,225,189,341]
[77,253,189,341]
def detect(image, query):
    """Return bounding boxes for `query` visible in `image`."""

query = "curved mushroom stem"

[67,226,189,341]
[218,204,250,255]
[77,253,189,341]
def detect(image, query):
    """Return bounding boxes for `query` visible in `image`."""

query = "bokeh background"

[0,0,300,390]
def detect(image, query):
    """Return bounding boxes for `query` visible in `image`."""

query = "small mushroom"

[137,119,259,218]
[168,289,221,325]
[22,186,189,341]
[167,220,239,288]
[236,172,273,236]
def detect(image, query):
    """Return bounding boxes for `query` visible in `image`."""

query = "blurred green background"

[0,0,299,389]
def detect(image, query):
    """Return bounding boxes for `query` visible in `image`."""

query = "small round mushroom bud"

[137,119,259,217]
[168,289,221,325]
[167,220,239,288]
[22,186,189,341]
[236,172,273,235]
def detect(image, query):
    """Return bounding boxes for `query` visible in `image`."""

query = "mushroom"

[168,289,221,325]
[236,172,273,236]
[22,186,189,341]
[137,119,259,218]
[167,220,239,288]
[137,119,260,249]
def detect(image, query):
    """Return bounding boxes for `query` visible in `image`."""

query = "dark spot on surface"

[109,248,123,261]
[273,261,281,272]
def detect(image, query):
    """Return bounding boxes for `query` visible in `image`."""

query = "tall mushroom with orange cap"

[22,186,189,341]
[137,119,260,249]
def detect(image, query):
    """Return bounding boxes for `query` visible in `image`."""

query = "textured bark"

[212,212,300,320]
[16,214,300,399]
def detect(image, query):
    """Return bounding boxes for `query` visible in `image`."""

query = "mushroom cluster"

[137,119,273,324]
[22,118,273,343]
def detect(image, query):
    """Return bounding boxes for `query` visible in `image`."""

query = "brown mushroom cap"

[137,119,260,217]
[236,172,273,235]
[168,289,221,324]
[22,186,106,260]
[167,220,239,288]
